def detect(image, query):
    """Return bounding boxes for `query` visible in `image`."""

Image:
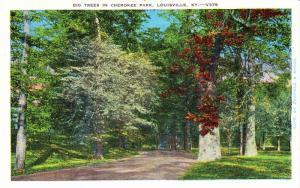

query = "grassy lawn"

[181,148,291,179]
[11,144,138,176]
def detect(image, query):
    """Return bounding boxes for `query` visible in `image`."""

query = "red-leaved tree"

[162,9,284,161]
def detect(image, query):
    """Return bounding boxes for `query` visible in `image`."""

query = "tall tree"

[15,10,30,171]
[59,36,158,157]
[166,9,286,160]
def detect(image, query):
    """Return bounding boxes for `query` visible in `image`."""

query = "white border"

[0,1,299,188]
[1,0,298,10]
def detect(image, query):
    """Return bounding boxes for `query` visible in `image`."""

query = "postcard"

[0,0,299,188]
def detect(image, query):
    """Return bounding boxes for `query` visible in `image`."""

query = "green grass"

[11,144,138,176]
[181,148,291,179]
[12,145,291,179]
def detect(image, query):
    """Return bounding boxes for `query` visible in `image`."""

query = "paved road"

[12,150,196,180]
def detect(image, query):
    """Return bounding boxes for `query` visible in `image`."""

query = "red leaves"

[204,10,223,24]
[203,71,212,80]
[193,47,208,65]
[221,27,233,37]
[197,102,219,136]
[193,35,213,48]
[205,12,213,19]
[194,35,202,44]
[184,47,191,53]
[185,65,195,74]
[178,47,192,60]
[203,71,209,79]
[216,11,224,18]
[195,71,212,81]
[251,9,283,20]
[185,112,196,121]
[217,95,225,101]
[185,112,194,119]
[167,31,233,137]
[195,72,202,80]
[199,58,211,65]
[169,62,181,74]
[202,36,213,48]
[192,93,221,136]
[212,21,223,28]
[200,66,206,72]
[200,80,207,84]
[199,113,219,136]
[193,46,202,58]
[239,9,249,19]
[238,9,283,21]
[197,104,217,113]
[185,111,219,127]
[178,52,185,59]
[224,34,244,46]
[260,10,283,19]
[178,47,191,60]
[167,9,284,137]
[221,28,245,46]
[200,129,209,136]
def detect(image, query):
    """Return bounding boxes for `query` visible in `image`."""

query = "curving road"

[12,150,196,181]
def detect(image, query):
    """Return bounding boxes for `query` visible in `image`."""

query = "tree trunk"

[244,103,257,156]
[15,94,27,171]
[21,11,30,64]
[257,135,261,150]
[187,121,191,150]
[94,139,104,159]
[227,132,232,154]
[155,133,159,149]
[171,119,177,150]
[119,137,126,149]
[236,76,246,155]
[240,103,257,156]
[198,127,221,161]
[94,12,101,40]
[243,81,257,156]
[262,133,266,151]
[171,135,176,150]
[167,135,172,150]
[183,120,191,151]
[240,126,243,155]
[196,35,223,161]
[183,122,187,150]
[277,137,281,151]
[15,10,30,172]
[238,80,257,156]
[240,123,246,155]
[197,81,221,161]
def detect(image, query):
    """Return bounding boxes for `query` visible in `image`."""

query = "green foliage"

[10,10,157,156]
[58,38,159,148]
[255,74,291,147]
